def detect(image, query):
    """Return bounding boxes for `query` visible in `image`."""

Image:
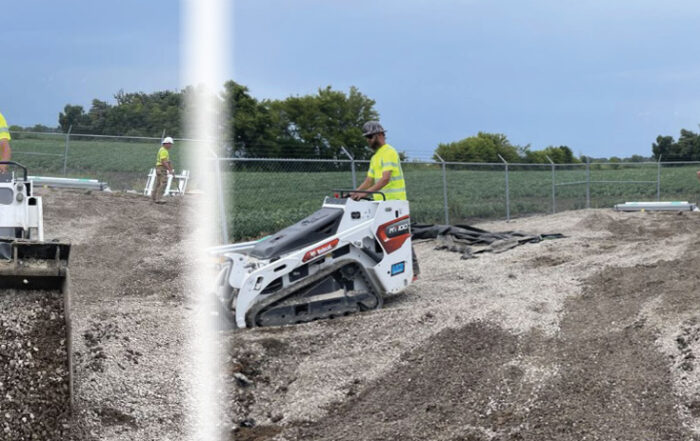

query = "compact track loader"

[0,161,72,434]
[212,191,414,328]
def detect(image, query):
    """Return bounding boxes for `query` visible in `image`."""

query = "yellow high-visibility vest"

[156,147,169,166]
[368,144,407,201]
[0,112,11,141]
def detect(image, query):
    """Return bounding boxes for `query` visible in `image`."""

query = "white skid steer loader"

[0,162,70,289]
[212,191,414,328]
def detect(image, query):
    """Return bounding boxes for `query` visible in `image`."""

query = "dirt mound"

[576,210,698,240]
[225,209,700,440]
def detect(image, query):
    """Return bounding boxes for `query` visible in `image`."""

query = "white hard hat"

[162,136,174,145]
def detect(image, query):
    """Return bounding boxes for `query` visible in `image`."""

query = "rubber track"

[247,260,382,327]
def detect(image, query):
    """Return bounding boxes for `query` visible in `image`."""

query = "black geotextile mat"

[411,223,564,259]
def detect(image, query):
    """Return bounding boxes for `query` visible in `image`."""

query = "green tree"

[652,135,679,160]
[608,156,622,169]
[222,81,277,157]
[222,83,379,159]
[86,99,111,134]
[433,132,520,163]
[58,105,91,133]
[625,154,650,162]
[60,90,183,136]
[676,129,700,161]
[652,130,700,161]
[267,86,379,160]
[524,145,578,163]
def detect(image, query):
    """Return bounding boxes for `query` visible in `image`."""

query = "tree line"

[10,81,700,162]
[433,132,580,164]
[652,130,700,161]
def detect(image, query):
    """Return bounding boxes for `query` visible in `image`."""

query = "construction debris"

[411,223,564,259]
[28,176,110,192]
[614,201,699,212]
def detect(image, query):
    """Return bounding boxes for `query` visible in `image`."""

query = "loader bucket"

[0,238,70,289]
[0,239,73,437]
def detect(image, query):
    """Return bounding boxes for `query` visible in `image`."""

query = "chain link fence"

[10,131,700,242]
[217,157,700,241]
[9,130,194,191]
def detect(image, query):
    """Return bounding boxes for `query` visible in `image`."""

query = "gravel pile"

[39,189,194,440]
[225,210,700,440]
[0,289,71,440]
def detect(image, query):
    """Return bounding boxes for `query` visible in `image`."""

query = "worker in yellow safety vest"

[351,121,419,278]
[152,136,175,204]
[351,121,406,201]
[0,111,12,173]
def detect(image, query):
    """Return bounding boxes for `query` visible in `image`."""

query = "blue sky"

[4,1,700,159]
[234,0,700,159]
[4,1,179,129]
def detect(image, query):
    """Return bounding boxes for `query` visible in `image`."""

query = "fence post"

[216,157,228,244]
[585,158,591,209]
[161,129,166,142]
[340,146,356,188]
[62,125,72,176]
[203,144,229,245]
[435,153,449,225]
[546,155,556,214]
[656,155,662,201]
[498,154,510,221]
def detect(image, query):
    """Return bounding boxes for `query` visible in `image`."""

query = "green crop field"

[225,161,700,240]
[10,134,188,190]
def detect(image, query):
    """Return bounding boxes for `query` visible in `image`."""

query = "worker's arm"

[0,139,10,172]
[350,176,374,200]
[163,159,175,174]
[351,171,391,200]
[697,170,700,183]
[0,139,9,160]
[365,170,391,193]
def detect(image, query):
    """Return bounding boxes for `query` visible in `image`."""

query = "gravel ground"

[0,289,70,440]
[225,209,700,441]
[38,188,196,441]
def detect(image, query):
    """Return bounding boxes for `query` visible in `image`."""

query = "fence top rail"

[220,157,356,163]
[12,151,64,157]
[11,131,166,141]
[219,157,700,167]
[591,180,657,184]
[556,179,658,186]
[9,130,63,137]
[653,160,700,165]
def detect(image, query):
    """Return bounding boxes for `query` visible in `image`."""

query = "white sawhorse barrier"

[143,169,191,197]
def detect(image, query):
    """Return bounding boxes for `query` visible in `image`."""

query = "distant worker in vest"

[351,121,419,278]
[152,136,175,204]
[0,111,12,174]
